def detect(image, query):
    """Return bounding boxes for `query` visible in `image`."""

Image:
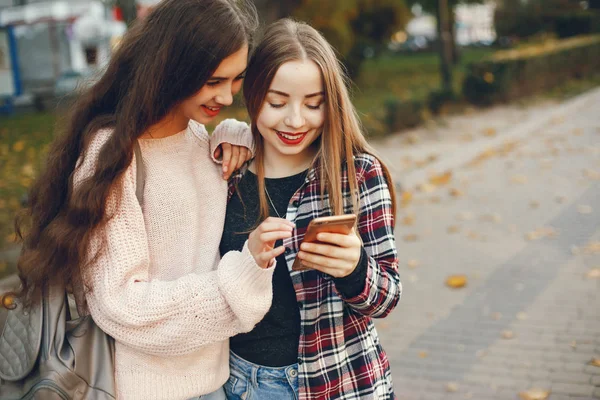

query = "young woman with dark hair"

[13,1,293,399]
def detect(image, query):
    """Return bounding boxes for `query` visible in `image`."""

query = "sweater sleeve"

[209,118,255,164]
[77,132,274,357]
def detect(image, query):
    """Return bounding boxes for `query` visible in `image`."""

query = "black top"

[219,169,369,367]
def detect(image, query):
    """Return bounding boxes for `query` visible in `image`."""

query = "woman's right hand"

[248,217,295,269]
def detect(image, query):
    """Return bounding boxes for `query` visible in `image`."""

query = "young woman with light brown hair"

[220,18,401,399]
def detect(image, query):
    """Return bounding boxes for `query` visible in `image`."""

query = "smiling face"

[176,44,248,125]
[256,60,325,165]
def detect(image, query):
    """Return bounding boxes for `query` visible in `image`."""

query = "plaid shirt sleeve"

[337,155,401,318]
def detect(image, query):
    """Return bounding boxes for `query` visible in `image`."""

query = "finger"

[315,232,361,248]
[265,217,295,228]
[213,146,222,160]
[244,147,253,162]
[300,242,356,261]
[257,221,295,233]
[260,230,293,243]
[297,251,341,269]
[228,146,240,176]
[221,143,232,174]
[239,147,250,163]
[257,246,286,264]
[233,148,246,172]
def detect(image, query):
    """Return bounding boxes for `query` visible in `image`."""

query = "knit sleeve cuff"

[210,119,255,164]
[218,240,275,299]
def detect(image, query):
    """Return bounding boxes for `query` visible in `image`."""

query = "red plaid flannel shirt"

[228,153,401,399]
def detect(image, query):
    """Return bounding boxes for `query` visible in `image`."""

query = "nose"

[214,83,233,106]
[284,106,305,129]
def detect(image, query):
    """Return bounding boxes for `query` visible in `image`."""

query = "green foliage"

[293,0,411,76]
[462,35,600,105]
[494,0,598,39]
[384,97,425,132]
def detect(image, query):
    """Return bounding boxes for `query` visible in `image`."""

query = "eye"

[234,75,245,81]
[206,80,221,87]
[306,103,323,110]
[269,103,285,109]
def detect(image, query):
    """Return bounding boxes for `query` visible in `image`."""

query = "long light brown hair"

[243,18,397,221]
[13,0,258,305]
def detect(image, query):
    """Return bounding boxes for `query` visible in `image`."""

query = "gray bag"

[0,141,145,399]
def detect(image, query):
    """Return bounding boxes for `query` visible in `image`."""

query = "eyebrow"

[268,89,324,98]
[208,70,247,80]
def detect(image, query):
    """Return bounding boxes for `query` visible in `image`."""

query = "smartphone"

[291,214,357,271]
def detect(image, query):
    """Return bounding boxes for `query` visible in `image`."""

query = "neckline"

[247,169,309,182]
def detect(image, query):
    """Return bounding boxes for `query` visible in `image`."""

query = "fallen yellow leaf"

[582,242,600,254]
[429,171,452,186]
[516,312,528,321]
[400,191,413,207]
[447,225,460,234]
[418,351,428,358]
[403,234,419,242]
[585,268,600,279]
[446,275,467,288]
[482,127,497,137]
[583,169,600,180]
[449,188,463,197]
[501,330,515,339]
[401,215,415,226]
[446,382,459,392]
[590,357,600,367]
[407,259,420,269]
[417,183,436,193]
[530,201,540,209]
[511,175,528,184]
[577,205,593,214]
[519,388,550,400]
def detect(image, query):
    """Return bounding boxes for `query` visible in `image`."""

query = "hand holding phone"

[292,214,362,278]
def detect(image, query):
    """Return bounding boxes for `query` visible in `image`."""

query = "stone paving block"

[551,382,595,397]
[550,371,594,385]
[584,366,600,375]
[593,387,600,399]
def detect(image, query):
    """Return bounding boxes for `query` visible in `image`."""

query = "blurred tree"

[405,0,483,94]
[495,0,591,39]
[293,0,411,77]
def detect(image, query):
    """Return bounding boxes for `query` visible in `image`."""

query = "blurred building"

[0,0,125,109]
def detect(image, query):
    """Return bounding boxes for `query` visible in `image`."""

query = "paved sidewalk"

[370,87,600,399]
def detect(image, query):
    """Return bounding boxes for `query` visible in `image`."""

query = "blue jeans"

[224,351,299,400]
[188,387,227,400]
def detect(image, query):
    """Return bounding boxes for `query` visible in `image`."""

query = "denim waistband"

[229,351,298,382]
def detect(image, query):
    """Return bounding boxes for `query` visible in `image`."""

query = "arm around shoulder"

[210,118,255,163]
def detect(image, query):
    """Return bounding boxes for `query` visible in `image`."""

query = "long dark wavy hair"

[13,0,258,305]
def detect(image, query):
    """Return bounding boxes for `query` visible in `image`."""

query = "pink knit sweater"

[75,119,274,400]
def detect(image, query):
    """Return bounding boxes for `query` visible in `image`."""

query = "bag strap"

[133,140,145,206]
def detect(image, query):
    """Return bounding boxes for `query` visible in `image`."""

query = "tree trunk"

[437,0,453,92]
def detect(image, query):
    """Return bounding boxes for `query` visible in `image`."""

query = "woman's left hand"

[213,143,252,180]
[297,228,362,278]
